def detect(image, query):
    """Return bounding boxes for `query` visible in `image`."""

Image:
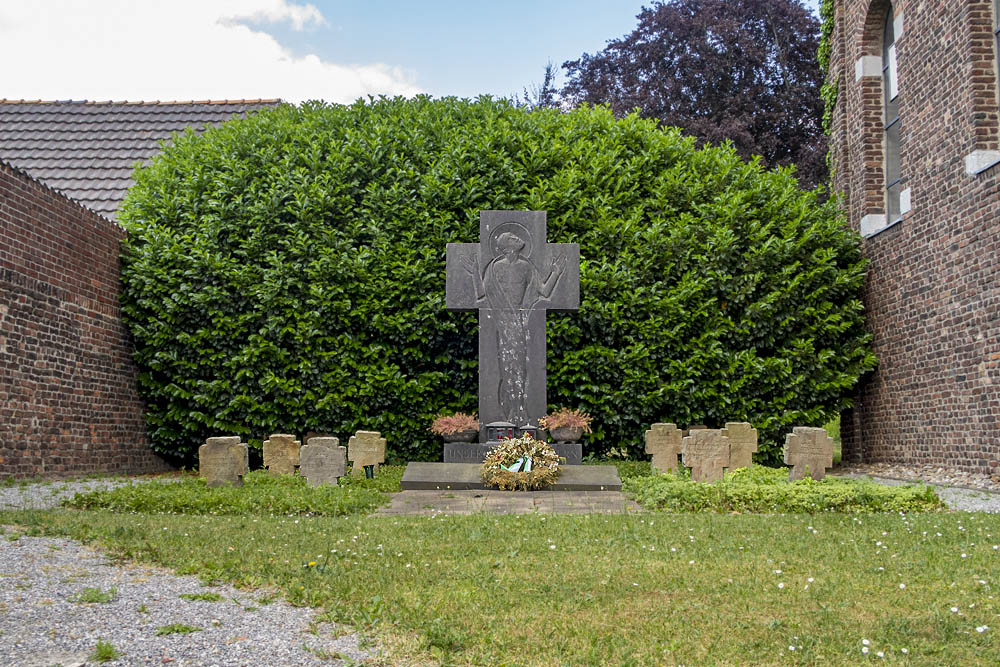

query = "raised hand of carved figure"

[553,252,567,277]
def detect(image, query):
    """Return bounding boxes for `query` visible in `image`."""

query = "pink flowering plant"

[481,433,562,491]
[429,412,480,436]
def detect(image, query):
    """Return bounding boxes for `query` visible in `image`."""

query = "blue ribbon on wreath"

[503,456,533,473]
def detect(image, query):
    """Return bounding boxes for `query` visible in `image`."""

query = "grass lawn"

[2,467,998,665]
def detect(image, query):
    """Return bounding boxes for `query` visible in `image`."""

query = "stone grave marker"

[299,436,346,487]
[348,430,386,477]
[644,423,683,474]
[784,427,834,480]
[721,422,758,470]
[263,433,300,476]
[446,210,580,437]
[681,429,731,482]
[198,436,249,488]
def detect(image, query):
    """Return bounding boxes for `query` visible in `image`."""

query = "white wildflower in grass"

[862,639,870,646]
[951,606,959,613]
[862,646,870,654]
[900,648,908,654]
[976,625,989,633]
[877,651,884,658]
[899,583,906,589]
[549,544,556,550]
[807,577,815,583]
[778,583,785,589]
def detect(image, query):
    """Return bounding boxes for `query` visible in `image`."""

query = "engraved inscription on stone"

[783,426,834,481]
[446,210,580,438]
[721,422,758,470]
[263,433,300,477]
[198,435,249,488]
[644,423,683,474]
[348,430,386,476]
[299,436,346,487]
[681,429,731,482]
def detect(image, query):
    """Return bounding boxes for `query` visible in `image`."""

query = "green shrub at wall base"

[119,97,874,464]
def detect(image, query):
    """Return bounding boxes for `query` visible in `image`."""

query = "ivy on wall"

[818,0,838,178]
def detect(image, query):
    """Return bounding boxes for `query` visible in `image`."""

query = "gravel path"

[0,532,374,666]
[0,478,376,666]
[830,462,1000,513]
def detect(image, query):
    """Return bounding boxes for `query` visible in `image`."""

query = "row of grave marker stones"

[644,423,834,482]
[198,430,387,488]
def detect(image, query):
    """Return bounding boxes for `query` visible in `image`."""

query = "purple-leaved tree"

[562,0,827,188]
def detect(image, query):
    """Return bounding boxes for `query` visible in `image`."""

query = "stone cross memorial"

[645,423,683,474]
[299,436,347,487]
[199,436,249,488]
[263,433,300,476]
[784,426,834,480]
[721,422,758,470]
[348,430,386,477]
[681,429,731,482]
[446,211,580,438]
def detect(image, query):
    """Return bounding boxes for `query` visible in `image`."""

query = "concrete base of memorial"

[442,442,583,465]
[400,462,621,491]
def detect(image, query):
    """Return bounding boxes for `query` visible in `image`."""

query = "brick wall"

[0,160,170,478]
[831,0,1000,475]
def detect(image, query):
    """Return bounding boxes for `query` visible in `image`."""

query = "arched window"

[883,5,902,223]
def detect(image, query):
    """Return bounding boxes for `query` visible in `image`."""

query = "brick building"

[0,100,279,478]
[827,1,1000,474]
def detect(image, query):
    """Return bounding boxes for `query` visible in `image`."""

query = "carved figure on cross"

[446,211,579,437]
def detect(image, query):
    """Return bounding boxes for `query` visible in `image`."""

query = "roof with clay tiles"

[0,99,282,219]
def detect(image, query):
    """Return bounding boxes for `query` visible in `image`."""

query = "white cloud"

[223,0,328,31]
[0,0,422,104]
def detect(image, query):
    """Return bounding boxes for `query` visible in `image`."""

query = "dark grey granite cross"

[446,211,579,440]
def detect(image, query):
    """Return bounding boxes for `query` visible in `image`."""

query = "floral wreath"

[480,433,562,491]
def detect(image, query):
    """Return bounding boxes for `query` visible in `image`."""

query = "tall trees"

[562,0,827,187]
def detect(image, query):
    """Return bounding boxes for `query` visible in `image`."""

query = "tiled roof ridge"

[0,157,120,227]
[0,99,282,105]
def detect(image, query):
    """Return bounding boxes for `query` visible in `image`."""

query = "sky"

[0,0,822,105]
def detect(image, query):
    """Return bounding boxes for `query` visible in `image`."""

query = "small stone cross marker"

[783,427,834,480]
[721,422,758,470]
[263,434,300,476]
[198,436,249,488]
[681,429,731,482]
[644,423,682,474]
[299,436,347,487]
[348,430,386,478]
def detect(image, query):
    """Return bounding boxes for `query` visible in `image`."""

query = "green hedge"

[63,469,401,517]
[624,467,944,514]
[119,97,874,463]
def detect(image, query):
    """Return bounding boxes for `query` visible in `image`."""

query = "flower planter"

[442,429,479,443]
[548,426,583,443]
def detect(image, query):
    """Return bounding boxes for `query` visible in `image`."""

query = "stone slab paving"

[400,462,622,491]
[375,488,641,516]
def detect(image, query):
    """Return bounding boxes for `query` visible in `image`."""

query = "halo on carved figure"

[489,222,533,259]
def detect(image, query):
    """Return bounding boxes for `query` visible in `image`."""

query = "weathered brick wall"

[831,0,1000,475]
[0,160,170,478]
